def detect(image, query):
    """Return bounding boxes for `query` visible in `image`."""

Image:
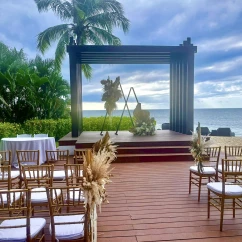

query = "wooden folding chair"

[225,146,242,159]
[65,163,83,186]
[64,164,85,212]
[217,146,242,180]
[0,150,12,166]
[207,159,242,231]
[189,146,221,201]
[0,165,20,190]
[16,150,40,188]
[0,150,20,188]
[0,165,11,190]
[46,150,70,183]
[46,186,86,241]
[0,188,46,241]
[21,164,55,215]
[73,149,85,164]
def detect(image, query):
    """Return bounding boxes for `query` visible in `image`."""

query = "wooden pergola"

[67,37,197,137]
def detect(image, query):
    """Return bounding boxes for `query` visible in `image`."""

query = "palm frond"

[54,30,70,71]
[37,24,70,53]
[87,27,121,45]
[82,64,92,80]
[87,11,129,33]
[86,0,130,33]
[34,0,73,20]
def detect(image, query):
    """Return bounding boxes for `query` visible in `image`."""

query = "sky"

[1,0,242,110]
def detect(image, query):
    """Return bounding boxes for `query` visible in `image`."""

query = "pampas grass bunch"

[82,132,117,210]
[190,130,208,173]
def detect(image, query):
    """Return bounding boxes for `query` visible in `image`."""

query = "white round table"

[1,137,56,166]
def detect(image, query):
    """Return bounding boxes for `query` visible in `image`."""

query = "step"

[115,153,193,163]
[114,140,191,147]
[116,146,190,154]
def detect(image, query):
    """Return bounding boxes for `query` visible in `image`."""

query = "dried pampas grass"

[82,132,117,210]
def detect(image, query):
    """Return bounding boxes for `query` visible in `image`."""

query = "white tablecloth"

[1,137,56,166]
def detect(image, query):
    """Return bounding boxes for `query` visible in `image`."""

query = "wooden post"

[68,46,83,137]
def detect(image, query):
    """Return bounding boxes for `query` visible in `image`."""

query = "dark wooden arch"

[67,37,197,137]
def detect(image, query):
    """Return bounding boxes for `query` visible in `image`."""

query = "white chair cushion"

[217,165,222,172]
[11,170,20,179]
[217,165,241,173]
[207,182,242,196]
[0,217,46,241]
[50,214,84,240]
[0,171,20,180]
[53,170,71,180]
[67,188,85,202]
[31,187,61,203]
[190,166,216,175]
[0,192,21,204]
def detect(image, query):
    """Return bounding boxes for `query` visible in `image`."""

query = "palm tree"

[34,0,130,79]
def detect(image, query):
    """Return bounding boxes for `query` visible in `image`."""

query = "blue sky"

[1,0,242,110]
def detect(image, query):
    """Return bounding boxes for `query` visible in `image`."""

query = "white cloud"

[196,35,242,52]
[1,0,242,109]
[196,56,242,74]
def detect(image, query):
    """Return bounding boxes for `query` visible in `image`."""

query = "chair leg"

[198,176,202,202]
[220,198,225,231]
[233,198,235,218]
[189,171,192,194]
[208,189,210,218]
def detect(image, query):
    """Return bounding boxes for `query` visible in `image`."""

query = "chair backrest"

[0,188,32,241]
[64,164,83,186]
[74,149,85,164]
[45,150,69,166]
[16,150,40,166]
[221,159,242,192]
[0,165,11,189]
[17,134,32,138]
[203,146,221,166]
[16,150,40,179]
[0,150,12,166]
[22,164,54,188]
[34,134,48,137]
[225,146,242,159]
[46,186,85,241]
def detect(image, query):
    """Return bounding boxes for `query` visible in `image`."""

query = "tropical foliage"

[34,0,130,79]
[101,76,122,116]
[0,41,70,123]
[0,116,133,140]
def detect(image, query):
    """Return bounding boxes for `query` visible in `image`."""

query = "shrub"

[0,116,134,140]
[0,122,23,139]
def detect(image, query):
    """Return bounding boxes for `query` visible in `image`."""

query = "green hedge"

[0,116,134,140]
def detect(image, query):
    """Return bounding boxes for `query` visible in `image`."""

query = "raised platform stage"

[58,130,193,162]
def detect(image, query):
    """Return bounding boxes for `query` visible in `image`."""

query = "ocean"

[83,108,242,137]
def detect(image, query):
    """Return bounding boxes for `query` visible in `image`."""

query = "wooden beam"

[69,50,82,137]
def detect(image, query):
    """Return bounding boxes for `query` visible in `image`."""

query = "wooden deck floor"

[10,160,242,241]
[97,162,242,242]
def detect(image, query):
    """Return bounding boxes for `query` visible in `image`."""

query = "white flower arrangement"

[131,121,156,136]
[129,103,156,136]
